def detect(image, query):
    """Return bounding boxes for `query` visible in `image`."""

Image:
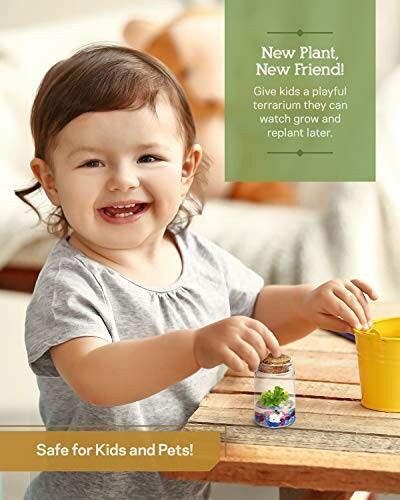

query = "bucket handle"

[368,328,381,340]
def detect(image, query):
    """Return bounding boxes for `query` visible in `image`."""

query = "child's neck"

[67,230,183,288]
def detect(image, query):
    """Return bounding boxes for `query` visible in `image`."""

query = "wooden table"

[164,302,400,498]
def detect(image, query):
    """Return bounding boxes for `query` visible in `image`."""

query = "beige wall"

[0,0,222,29]
[0,0,136,29]
[0,0,398,84]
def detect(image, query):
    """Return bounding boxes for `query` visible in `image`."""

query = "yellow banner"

[0,431,221,471]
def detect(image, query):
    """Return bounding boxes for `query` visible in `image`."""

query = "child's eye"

[138,155,160,163]
[81,159,103,168]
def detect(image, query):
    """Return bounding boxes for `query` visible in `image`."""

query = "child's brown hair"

[15,42,209,237]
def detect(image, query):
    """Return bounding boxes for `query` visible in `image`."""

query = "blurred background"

[1,0,400,498]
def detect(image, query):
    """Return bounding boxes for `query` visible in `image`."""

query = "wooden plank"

[213,377,361,400]
[183,422,400,455]
[189,406,400,437]
[279,489,353,500]
[226,350,359,383]
[285,330,356,353]
[219,442,400,471]
[200,393,400,419]
[163,443,400,492]
[286,351,359,383]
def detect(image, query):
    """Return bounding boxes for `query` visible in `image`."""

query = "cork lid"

[259,353,292,373]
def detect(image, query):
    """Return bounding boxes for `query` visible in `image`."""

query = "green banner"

[225,0,375,181]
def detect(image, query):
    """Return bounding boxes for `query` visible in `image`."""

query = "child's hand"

[300,278,379,334]
[193,316,281,372]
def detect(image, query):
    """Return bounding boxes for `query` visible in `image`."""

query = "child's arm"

[50,316,281,407]
[253,284,316,345]
[253,279,379,345]
[51,330,199,407]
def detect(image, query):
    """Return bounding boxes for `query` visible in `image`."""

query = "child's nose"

[106,163,140,191]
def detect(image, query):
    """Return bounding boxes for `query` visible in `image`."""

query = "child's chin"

[100,236,145,249]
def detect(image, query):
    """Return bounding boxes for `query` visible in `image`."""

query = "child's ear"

[181,144,203,196]
[30,158,60,206]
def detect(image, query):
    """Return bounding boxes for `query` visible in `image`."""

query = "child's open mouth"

[98,203,150,224]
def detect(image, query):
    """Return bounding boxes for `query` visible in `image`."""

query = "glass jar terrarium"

[254,353,296,428]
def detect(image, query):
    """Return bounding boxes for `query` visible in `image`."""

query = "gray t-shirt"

[24,229,264,500]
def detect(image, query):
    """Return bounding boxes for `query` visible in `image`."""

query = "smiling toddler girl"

[17,43,378,500]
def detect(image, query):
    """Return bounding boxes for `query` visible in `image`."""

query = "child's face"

[32,96,202,250]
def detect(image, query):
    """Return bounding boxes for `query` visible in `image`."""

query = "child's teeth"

[114,212,134,217]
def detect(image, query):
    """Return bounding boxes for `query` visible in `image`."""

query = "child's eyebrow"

[138,142,166,149]
[67,143,172,159]
[137,142,171,151]
[67,147,100,159]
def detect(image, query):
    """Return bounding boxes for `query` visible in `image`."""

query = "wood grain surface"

[164,302,400,494]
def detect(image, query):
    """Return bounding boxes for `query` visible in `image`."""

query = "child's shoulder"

[38,236,85,275]
[32,236,100,296]
[179,228,237,262]
[177,228,226,264]
[178,227,224,253]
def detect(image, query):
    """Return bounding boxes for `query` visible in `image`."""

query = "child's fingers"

[327,292,362,330]
[245,318,281,358]
[332,286,368,329]
[350,279,379,301]
[316,313,354,334]
[241,328,269,361]
[227,341,260,372]
[344,281,372,327]
[221,346,248,372]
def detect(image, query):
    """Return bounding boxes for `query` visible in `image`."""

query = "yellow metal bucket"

[353,317,400,412]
